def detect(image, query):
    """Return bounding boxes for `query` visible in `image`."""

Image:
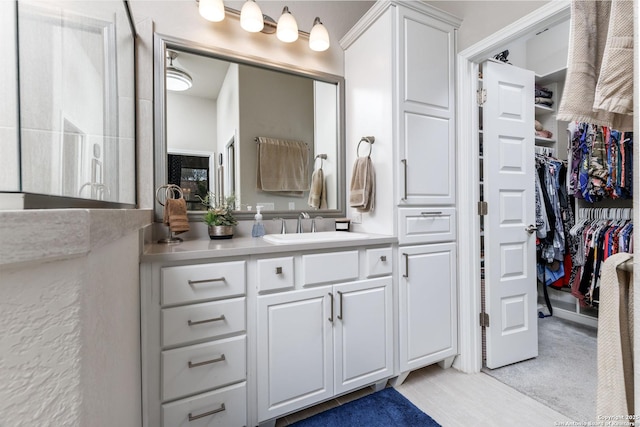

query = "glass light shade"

[277,7,298,43]
[199,0,225,22]
[309,18,330,52]
[166,67,192,91]
[240,0,263,33]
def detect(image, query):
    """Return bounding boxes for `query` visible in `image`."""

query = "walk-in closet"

[476,14,634,423]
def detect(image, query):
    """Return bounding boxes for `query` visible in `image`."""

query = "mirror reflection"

[159,43,344,219]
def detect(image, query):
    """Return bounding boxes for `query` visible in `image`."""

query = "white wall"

[217,63,240,199]
[167,92,217,153]
[0,231,142,427]
[314,81,338,210]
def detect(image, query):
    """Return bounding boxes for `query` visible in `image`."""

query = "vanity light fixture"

[276,6,298,43]
[240,0,264,33]
[195,1,330,51]
[309,17,330,52]
[165,51,193,92]
[199,0,225,22]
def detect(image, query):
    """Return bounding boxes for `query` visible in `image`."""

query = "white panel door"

[257,287,333,421]
[483,60,537,369]
[399,243,457,372]
[334,278,393,395]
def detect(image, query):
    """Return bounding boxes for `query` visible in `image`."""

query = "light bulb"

[240,0,264,33]
[199,0,225,22]
[309,17,329,52]
[277,6,298,43]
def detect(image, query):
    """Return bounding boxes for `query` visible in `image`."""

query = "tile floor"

[274,364,574,427]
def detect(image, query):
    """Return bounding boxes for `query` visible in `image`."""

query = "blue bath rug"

[289,387,441,427]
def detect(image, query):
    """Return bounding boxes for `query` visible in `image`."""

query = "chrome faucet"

[274,218,287,234]
[297,212,309,233]
[311,216,323,233]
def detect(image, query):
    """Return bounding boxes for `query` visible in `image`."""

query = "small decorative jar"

[208,225,235,240]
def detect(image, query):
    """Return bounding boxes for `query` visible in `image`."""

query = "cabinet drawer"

[161,261,245,306]
[161,335,246,402]
[162,382,247,427]
[398,208,456,245]
[257,256,294,292]
[365,248,392,277]
[162,298,246,348]
[301,251,359,286]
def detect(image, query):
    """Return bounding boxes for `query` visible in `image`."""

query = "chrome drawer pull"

[275,267,283,275]
[188,277,225,285]
[328,292,334,323]
[188,403,226,421]
[337,291,343,320]
[380,255,387,262]
[187,314,226,326]
[401,159,408,200]
[188,354,226,368]
[421,211,443,216]
[403,253,409,278]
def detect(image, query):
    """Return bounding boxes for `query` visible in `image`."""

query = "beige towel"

[597,253,634,419]
[557,0,633,131]
[164,198,190,234]
[256,137,310,195]
[593,0,634,118]
[308,167,327,209]
[349,156,375,213]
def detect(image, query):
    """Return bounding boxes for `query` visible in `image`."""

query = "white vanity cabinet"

[141,236,396,427]
[342,0,460,385]
[256,247,393,424]
[140,259,248,427]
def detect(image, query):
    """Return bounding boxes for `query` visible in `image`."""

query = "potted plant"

[199,193,238,239]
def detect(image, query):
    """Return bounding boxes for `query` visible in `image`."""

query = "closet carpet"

[484,316,597,423]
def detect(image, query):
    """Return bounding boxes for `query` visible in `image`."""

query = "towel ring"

[155,184,184,207]
[357,136,375,157]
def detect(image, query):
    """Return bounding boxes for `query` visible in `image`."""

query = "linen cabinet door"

[397,7,456,206]
[333,277,393,395]
[399,243,457,372]
[256,287,333,422]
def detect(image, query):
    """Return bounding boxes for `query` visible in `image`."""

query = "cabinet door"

[257,287,333,422]
[397,7,455,206]
[333,278,393,395]
[399,243,457,372]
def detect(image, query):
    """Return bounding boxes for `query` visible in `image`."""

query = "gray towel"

[256,137,310,195]
[349,156,375,213]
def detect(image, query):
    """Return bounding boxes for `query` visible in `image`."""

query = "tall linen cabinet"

[341,0,460,384]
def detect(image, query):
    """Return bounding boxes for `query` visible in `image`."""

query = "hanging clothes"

[535,154,575,290]
[567,123,633,202]
[568,209,633,308]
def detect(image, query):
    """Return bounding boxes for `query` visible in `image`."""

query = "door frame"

[454,1,570,374]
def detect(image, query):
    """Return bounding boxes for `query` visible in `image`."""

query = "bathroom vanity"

[140,233,396,427]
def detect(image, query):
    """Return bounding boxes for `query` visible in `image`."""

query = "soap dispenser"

[252,205,266,237]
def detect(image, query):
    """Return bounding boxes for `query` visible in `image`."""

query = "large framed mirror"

[154,34,345,221]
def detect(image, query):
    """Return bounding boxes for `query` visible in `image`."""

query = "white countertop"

[141,232,397,263]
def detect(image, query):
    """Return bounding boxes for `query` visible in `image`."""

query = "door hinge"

[477,88,487,106]
[479,312,490,327]
[478,201,488,216]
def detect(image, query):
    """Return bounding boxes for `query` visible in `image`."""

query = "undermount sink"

[263,231,370,245]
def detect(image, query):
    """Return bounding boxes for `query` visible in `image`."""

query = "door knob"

[525,224,538,234]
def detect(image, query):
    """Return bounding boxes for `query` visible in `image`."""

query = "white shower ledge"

[0,209,153,268]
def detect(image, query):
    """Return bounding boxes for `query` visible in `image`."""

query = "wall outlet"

[352,212,362,224]
[288,202,295,210]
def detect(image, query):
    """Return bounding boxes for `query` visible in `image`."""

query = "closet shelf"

[535,104,554,113]
[535,136,556,144]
